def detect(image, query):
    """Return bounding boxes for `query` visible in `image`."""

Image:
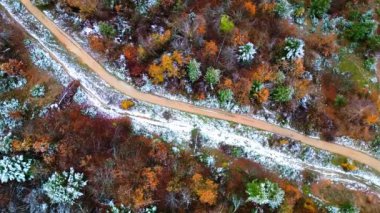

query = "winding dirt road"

[20,0,380,172]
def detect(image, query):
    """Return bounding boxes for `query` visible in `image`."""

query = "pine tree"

[246,179,285,209]
[187,59,201,83]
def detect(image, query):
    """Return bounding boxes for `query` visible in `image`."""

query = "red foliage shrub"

[129,63,146,77]
[306,34,337,57]
[88,35,106,52]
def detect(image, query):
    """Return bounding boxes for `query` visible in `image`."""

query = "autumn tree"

[250,81,270,104]
[1,59,25,76]
[192,173,218,205]
[306,34,337,57]
[148,51,184,84]
[233,78,252,104]
[244,1,257,17]
[88,35,106,52]
[232,29,249,46]
[250,64,275,82]
[65,0,98,17]
[203,40,218,58]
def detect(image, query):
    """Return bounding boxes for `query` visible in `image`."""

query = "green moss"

[302,184,311,195]
[99,22,117,38]
[338,54,373,88]
[331,155,348,166]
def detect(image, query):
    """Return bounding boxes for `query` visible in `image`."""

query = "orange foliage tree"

[233,78,252,105]
[132,187,153,208]
[250,64,275,82]
[244,1,257,16]
[142,166,162,191]
[365,114,379,125]
[306,34,337,57]
[1,59,25,76]
[293,59,305,76]
[257,88,270,103]
[203,40,219,58]
[232,29,249,46]
[88,35,106,52]
[192,173,218,205]
[293,79,310,100]
[281,183,302,206]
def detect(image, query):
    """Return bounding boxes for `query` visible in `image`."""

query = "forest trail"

[20,0,380,173]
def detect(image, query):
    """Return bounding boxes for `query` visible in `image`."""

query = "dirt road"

[20,0,380,173]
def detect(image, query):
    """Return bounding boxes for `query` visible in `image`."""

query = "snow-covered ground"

[2,0,380,196]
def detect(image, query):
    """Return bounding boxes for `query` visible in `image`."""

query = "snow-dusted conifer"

[283,37,304,60]
[246,179,285,209]
[187,59,201,83]
[43,168,87,205]
[237,42,257,63]
[0,155,33,183]
[30,84,46,98]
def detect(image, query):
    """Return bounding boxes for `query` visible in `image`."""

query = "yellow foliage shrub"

[172,51,184,66]
[120,100,135,110]
[341,162,357,172]
[137,45,147,60]
[151,30,172,46]
[148,64,164,84]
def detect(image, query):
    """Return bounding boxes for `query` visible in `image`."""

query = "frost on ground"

[2,0,380,195]
[37,3,379,159]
